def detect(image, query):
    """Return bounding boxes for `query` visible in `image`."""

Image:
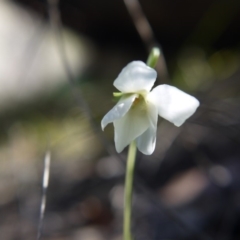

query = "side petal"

[101,94,137,130]
[136,101,158,155]
[113,61,157,93]
[113,101,150,153]
[149,84,200,127]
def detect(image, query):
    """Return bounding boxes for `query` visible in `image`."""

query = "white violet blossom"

[101,61,199,155]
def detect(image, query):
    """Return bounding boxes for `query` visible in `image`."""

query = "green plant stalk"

[123,141,137,240]
[123,47,160,240]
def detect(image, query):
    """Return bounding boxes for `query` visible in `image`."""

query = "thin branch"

[123,0,156,51]
[123,0,169,83]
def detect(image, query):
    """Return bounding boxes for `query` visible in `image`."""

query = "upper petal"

[113,99,150,153]
[137,101,158,155]
[113,61,157,93]
[149,84,200,127]
[101,94,137,130]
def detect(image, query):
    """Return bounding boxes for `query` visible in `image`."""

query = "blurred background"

[0,0,240,239]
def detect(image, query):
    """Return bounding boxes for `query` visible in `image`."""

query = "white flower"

[101,61,199,155]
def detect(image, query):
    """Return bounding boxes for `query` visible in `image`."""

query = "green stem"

[123,47,160,240]
[124,141,137,240]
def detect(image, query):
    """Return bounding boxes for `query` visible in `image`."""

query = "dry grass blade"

[123,0,156,51]
[37,151,51,240]
[123,0,169,83]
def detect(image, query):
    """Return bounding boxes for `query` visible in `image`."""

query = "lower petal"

[137,125,157,155]
[113,102,150,153]
[136,101,158,155]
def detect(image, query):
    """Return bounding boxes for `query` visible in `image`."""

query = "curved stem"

[124,141,137,240]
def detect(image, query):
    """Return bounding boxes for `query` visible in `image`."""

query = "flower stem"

[123,48,160,240]
[124,141,137,240]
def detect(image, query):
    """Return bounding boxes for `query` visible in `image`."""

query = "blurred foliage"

[172,47,240,93]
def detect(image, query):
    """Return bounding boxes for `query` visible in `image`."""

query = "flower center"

[131,95,147,114]
[133,97,140,106]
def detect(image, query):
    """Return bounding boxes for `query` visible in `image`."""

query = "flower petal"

[113,61,157,93]
[137,101,158,155]
[149,84,200,127]
[101,94,137,130]
[137,126,157,155]
[113,100,150,153]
